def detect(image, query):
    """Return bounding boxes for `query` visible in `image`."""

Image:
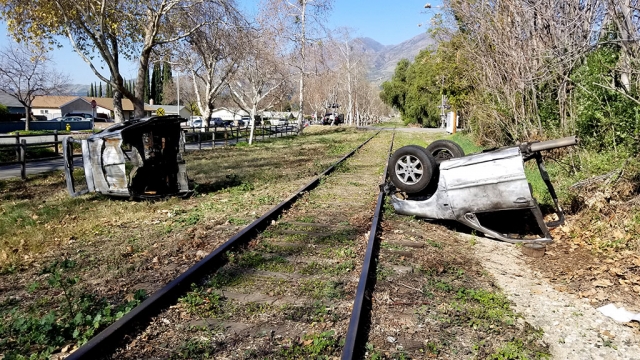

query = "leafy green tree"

[380,59,410,119]
[571,41,640,150]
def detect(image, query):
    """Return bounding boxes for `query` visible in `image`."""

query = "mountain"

[359,32,436,82]
[65,84,90,96]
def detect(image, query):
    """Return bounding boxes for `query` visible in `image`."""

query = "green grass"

[275,330,341,358]
[0,259,146,359]
[446,132,484,154]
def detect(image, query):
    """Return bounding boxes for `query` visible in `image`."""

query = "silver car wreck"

[386,136,578,244]
[63,115,191,199]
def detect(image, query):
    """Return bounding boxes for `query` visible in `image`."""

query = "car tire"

[388,145,436,194]
[425,140,465,164]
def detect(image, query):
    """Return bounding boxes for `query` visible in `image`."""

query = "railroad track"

[65,131,395,359]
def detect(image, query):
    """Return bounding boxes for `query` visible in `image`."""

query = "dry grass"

[0,126,376,358]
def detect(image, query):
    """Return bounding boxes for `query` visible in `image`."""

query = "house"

[0,93,25,114]
[86,97,135,120]
[210,107,249,121]
[31,96,136,120]
[144,104,192,118]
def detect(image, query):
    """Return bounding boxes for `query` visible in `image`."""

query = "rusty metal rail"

[342,132,395,360]
[65,131,380,360]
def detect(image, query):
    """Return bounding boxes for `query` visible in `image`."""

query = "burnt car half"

[385,136,578,244]
[63,115,191,199]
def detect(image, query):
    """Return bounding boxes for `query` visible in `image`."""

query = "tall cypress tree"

[162,62,172,103]
[151,63,162,104]
[90,83,95,97]
[144,68,150,103]
[98,83,103,97]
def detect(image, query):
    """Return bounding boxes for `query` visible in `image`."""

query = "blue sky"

[0,0,439,84]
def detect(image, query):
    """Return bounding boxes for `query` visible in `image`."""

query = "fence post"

[262,123,265,141]
[236,126,239,144]
[20,139,26,180]
[213,125,217,148]
[15,132,20,161]
[198,132,202,150]
[54,130,59,156]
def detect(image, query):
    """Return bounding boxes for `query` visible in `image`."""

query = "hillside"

[361,32,436,82]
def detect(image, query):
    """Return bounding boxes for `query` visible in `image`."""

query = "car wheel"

[388,145,436,193]
[425,140,465,164]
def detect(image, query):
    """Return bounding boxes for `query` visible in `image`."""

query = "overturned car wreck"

[385,136,578,244]
[63,115,191,199]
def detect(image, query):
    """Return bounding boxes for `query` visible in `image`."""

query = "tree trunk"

[24,105,31,131]
[249,106,257,145]
[113,90,124,122]
[297,0,307,132]
[134,50,152,119]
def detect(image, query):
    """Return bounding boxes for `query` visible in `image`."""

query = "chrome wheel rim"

[395,155,423,185]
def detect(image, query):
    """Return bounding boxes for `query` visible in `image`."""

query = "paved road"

[0,157,83,180]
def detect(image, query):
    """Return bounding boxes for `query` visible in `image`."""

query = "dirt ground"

[469,231,640,359]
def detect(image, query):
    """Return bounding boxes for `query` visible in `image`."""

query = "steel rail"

[66,131,380,360]
[342,132,395,360]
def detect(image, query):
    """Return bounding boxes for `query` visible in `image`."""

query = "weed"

[299,279,345,300]
[376,265,395,281]
[276,330,340,358]
[0,260,146,358]
[180,284,224,316]
[283,301,340,323]
[425,341,440,355]
[488,339,551,359]
[366,343,384,359]
[171,338,217,359]
[227,217,248,225]
[297,216,316,223]
[426,239,442,248]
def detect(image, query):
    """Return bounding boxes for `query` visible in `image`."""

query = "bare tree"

[263,0,334,129]
[173,0,245,125]
[229,28,287,144]
[0,42,69,130]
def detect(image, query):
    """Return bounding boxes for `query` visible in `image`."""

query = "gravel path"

[465,233,640,359]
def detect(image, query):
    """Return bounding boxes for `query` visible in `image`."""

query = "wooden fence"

[0,124,299,180]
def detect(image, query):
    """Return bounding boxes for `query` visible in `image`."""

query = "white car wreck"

[63,115,191,199]
[386,136,578,244]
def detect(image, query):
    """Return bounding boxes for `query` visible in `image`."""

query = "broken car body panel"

[389,136,578,244]
[63,115,191,199]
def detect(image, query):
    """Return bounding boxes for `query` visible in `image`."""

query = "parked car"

[95,113,111,122]
[322,113,343,125]
[269,118,288,126]
[64,112,94,121]
[63,116,84,122]
[48,117,63,121]
[211,117,228,127]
